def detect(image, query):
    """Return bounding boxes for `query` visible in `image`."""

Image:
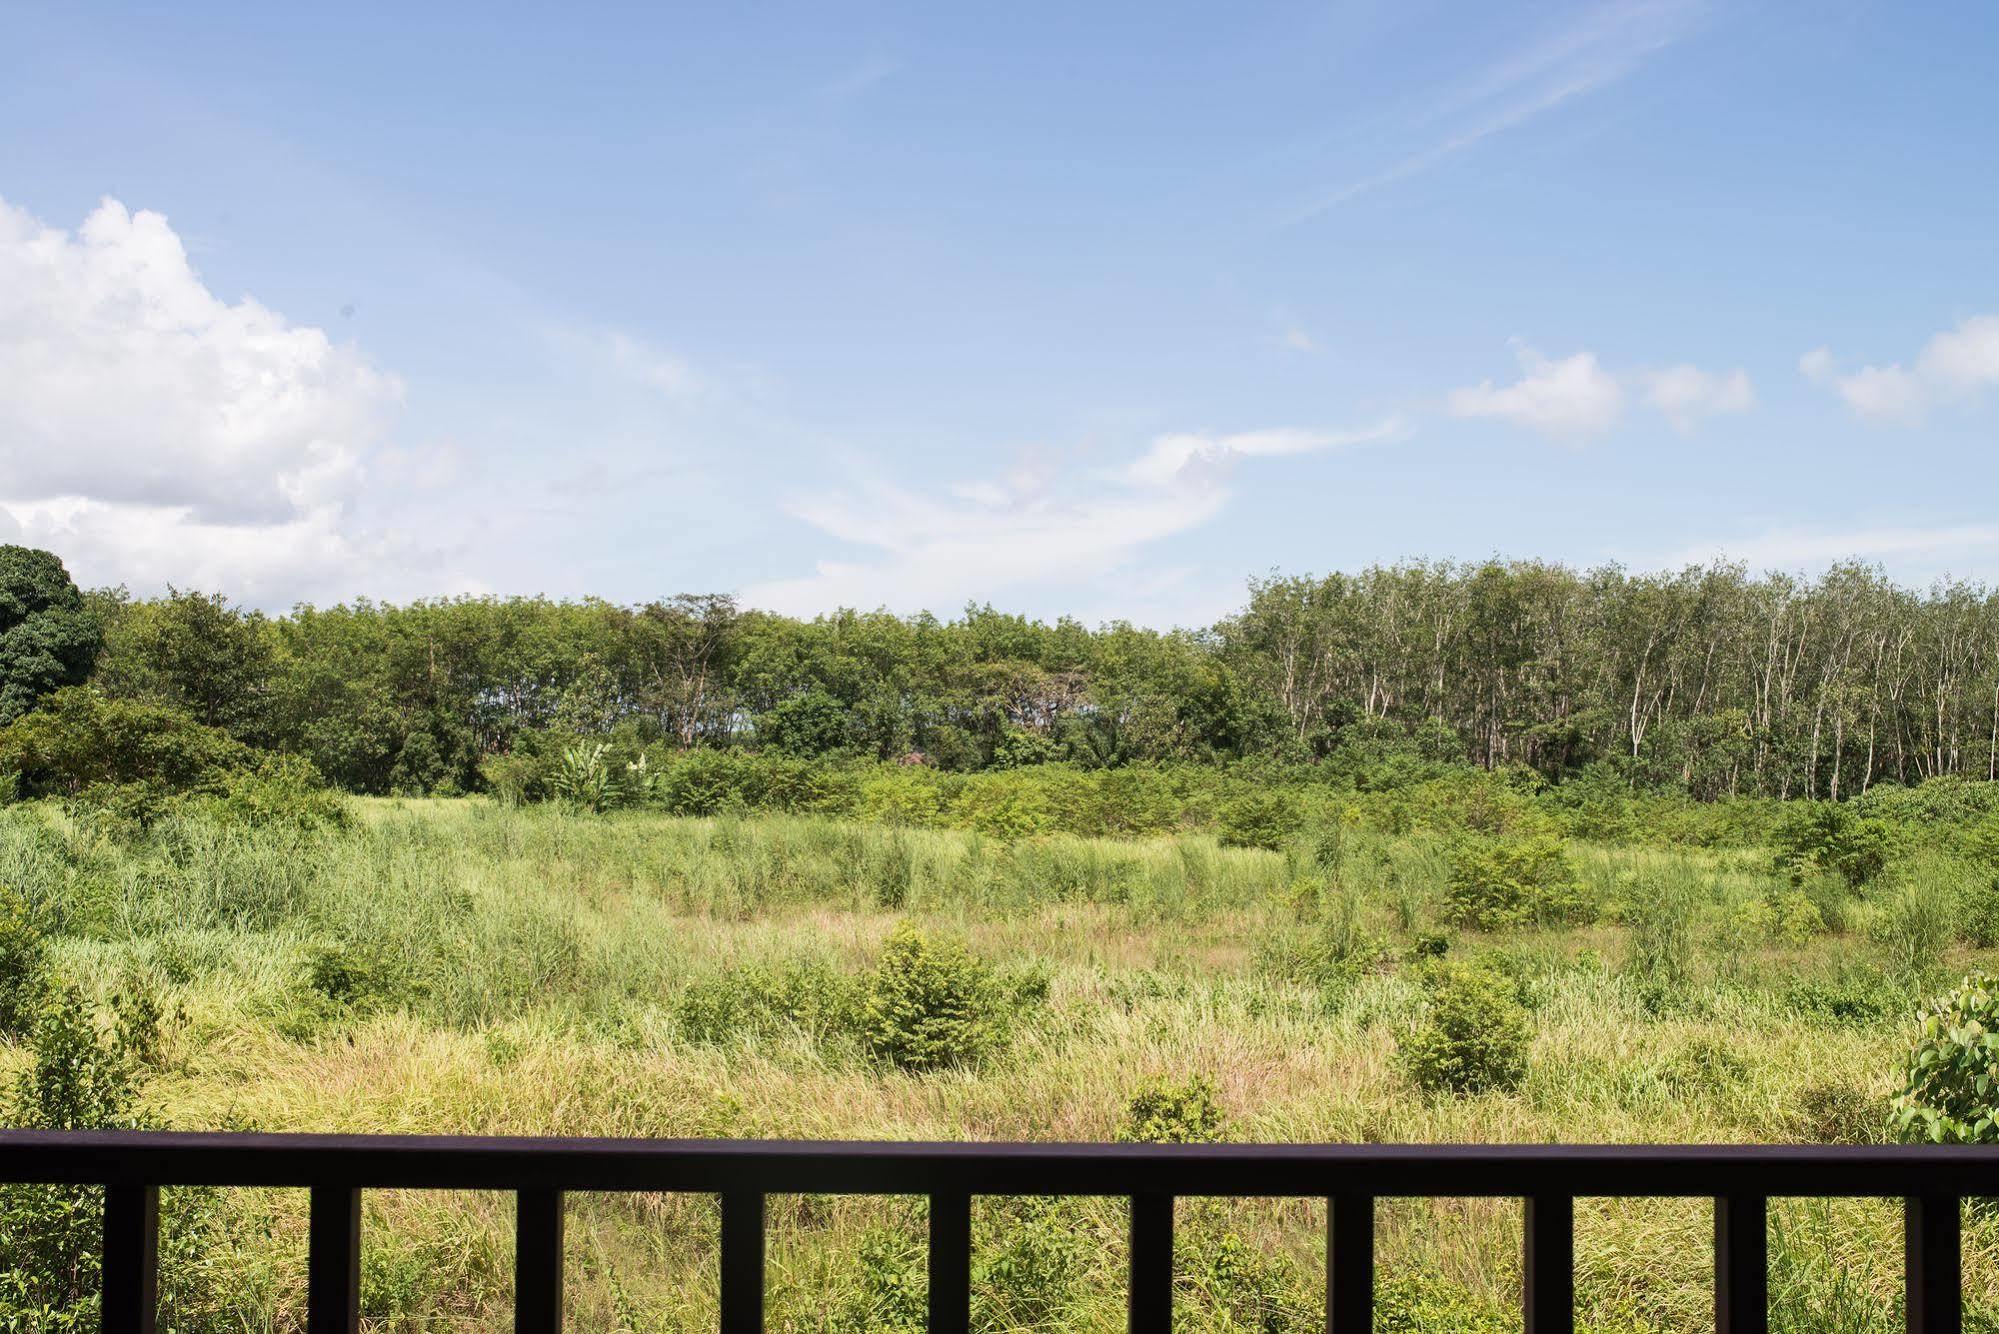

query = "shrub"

[970,1197,1084,1331]
[1217,790,1301,851]
[1774,804,1899,889]
[673,960,857,1047]
[210,754,347,833]
[1891,973,1999,1143]
[1116,1074,1228,1143]
[0,885,48,1039]
[0,687,253,807]
[857,924,1013,1070]
[479,751,544,806]
[304,941,404,1014]
[856,770,943,826]
[946,775,1053,840]
[1444,835,1590,930]
[1398,960,1533,1096]
[0,985,149,1328]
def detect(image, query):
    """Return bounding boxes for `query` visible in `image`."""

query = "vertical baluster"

[1129,1193,1173,1333]
[307,1186,361,1334]
[516,1188,564,1333]
[103,1183,159,1334]
[1326,1193,1373,1333]
[1715,1194,1767,1334]
[1906,1194,1961,1334]
[928,1191,971,1334]
[1524,1195,1573,1334]
[719,1191,765,1334]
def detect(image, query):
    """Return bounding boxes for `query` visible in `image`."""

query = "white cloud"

[1450,343,1754,441]
[1640,364,1755,429]
[0,195,479,603]
[744,417,1409,617]
[1448,344,1625,441]
[1123,420,1410,488]
[1803,316,1999,421]
[0,196,398,524]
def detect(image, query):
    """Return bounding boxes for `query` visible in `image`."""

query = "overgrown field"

[4,786,1999,1331]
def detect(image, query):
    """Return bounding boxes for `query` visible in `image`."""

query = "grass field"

[0,794,1992,1331]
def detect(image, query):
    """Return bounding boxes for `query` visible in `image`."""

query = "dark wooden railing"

[3,1131,1994,1332]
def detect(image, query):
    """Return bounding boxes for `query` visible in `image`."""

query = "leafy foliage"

[1444,834,1590,930]
[1115,1074,1228,1143]
[1399,960,1534,1096]
[1891,973,1999,1144]
[857,924,1016,1071]
[0,885,50,1039]
[1217,789,1301,850]
[0,547,100,727]
[1774,804,1899,890]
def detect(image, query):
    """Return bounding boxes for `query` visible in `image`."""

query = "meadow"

[2,774,1996,1332]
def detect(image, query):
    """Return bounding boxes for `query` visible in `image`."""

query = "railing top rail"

[3,1130,1997,1197]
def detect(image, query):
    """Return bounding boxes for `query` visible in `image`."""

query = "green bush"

[854,770,942,826]
[970,1197,1084,1330]
[857,924,1014,1070]
[210,754,348,832]
[1891,973,1999,1143]
[1444,834,1590,930]
[673,960,857,1047]
[0,687,254,804]
[1398,960,1533,1096]
[1217,789,1301,850]
[946,774,1054,840]
[1774,803,1899,889]
[0,986,147,1327]
[0,885,49,1039]
[304,941,405,1014]
[1116,1074,1228,1143]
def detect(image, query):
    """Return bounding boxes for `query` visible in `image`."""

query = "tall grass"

[0,796,1990,1330]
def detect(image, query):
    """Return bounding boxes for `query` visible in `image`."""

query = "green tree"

[0,547,100,725]
[94,588,275,742]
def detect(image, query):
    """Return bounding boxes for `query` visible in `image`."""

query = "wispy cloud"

[744,417,1410,616]
[1288,0,1700,221]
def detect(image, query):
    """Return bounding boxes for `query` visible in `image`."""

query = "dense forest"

[7,544,1999,801]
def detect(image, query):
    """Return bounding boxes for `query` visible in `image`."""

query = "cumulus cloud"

[1640,364,1756,429]
[744,417,1409,617]
[1447,344,1625,441]
[0,195,480,604]
[1450,342,1754,441]
[0,196,398,522]
[1803,317,1999,421]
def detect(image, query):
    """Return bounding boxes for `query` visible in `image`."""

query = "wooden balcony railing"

[2,1131,1993,1333]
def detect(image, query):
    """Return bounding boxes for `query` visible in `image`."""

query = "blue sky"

[1,0,1996,624]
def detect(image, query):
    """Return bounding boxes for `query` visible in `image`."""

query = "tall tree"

[0,547,100,724]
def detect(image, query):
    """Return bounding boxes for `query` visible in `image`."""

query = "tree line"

[7,544,1999,801]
